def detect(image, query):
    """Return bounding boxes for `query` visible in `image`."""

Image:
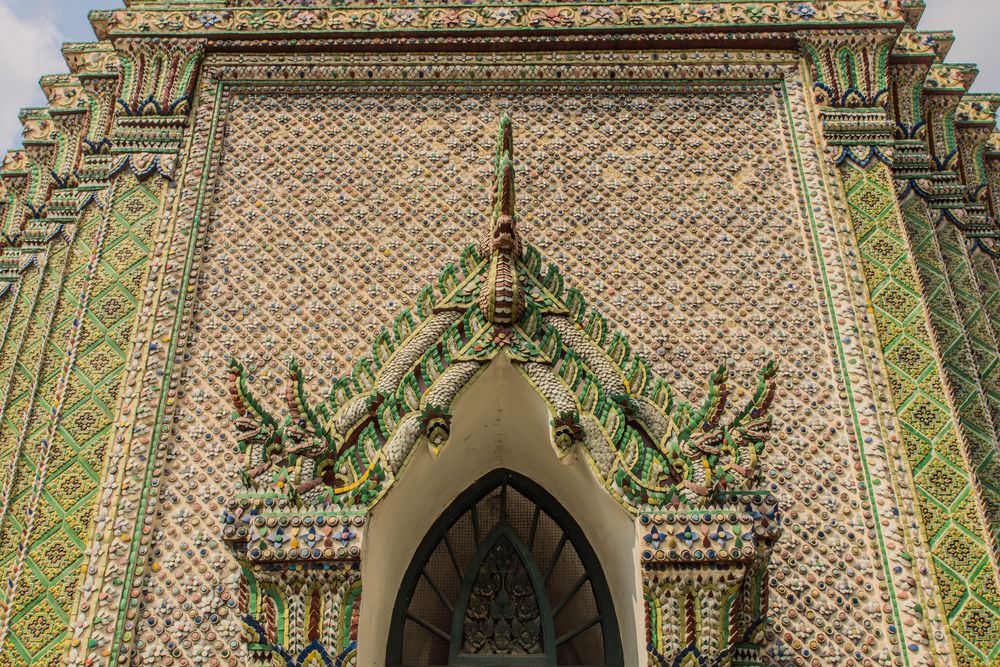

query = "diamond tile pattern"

[0,173,158,667]
[848,165,1000,664]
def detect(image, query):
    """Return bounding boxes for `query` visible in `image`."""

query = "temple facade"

[0,1,998,666]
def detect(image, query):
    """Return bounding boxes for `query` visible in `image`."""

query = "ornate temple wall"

[0,1,997,663]
[104,51,940,665]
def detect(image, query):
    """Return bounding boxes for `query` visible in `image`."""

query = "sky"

[0,0,996,150]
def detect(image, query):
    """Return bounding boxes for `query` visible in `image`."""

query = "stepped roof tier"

[1,1,998,259]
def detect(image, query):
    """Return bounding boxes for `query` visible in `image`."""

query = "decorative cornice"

[899,0,923,28]
[39,75,90,118]
[924,62,977,95]
[891,28,936,60]
[890,28,954,63]
[926,29,954,61]
[0,151,30,179]
[987,132,1000,159]
[95,1,904,39]
[957,93,1000,128]
[62,41,118,81]
[19,108,59,154]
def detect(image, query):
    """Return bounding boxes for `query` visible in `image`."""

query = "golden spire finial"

[479,113,524,325]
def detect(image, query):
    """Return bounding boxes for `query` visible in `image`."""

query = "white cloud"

[0,1,64,151]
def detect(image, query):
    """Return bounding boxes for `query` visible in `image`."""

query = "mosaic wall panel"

[0,269,43,445]
[932,222,1000,463]
[0,284,21,410]
[0,172,161,667]
[971,252,1000,428]
[0,237,78,664]
[121,62,937,666]
[0,237,77,581]
[845,165,1000,665]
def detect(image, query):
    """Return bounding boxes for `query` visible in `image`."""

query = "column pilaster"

[804,26,1000,665]
[640,495,780,667]
[61,36,210,667]
[223,498,363,666]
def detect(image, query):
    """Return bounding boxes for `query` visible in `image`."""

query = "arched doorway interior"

[387,469,624,666]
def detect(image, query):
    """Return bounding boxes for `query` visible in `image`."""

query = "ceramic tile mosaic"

[110,57,940,665]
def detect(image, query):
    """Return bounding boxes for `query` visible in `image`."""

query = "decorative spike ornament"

[479,113,524,325]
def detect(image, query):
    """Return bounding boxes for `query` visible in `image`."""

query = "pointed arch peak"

[227,234,778,512]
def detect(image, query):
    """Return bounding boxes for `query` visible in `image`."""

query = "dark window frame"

[386,468,625,667]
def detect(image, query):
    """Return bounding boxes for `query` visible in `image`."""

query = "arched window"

[387,469,624,666]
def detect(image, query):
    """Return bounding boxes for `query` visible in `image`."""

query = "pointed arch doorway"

[386,469,625,667]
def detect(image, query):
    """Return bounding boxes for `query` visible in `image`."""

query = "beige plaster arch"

[359,355,644,666]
